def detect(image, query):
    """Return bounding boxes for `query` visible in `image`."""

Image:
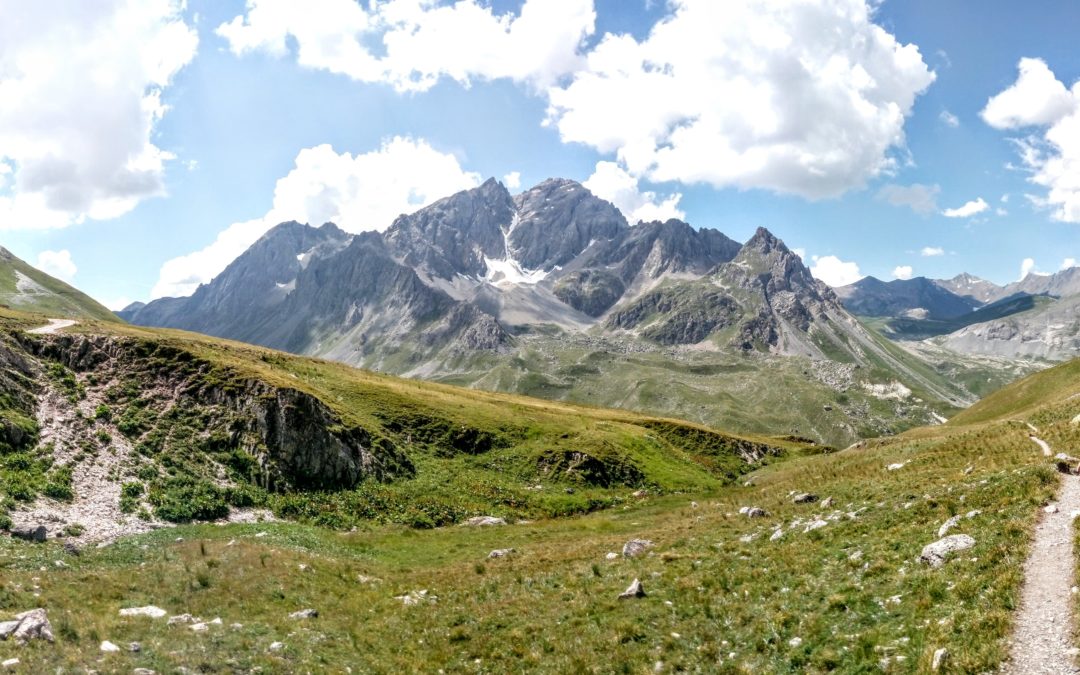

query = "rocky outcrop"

[26,333,414,491]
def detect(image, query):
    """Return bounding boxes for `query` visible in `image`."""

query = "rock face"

[29,333,414,492]
[919,534,975,568]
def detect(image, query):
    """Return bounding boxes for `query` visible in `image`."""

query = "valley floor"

[2,412,1077,672]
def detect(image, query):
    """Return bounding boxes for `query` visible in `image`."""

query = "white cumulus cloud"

[810,255,863,287]
[545,0,935,199]
[216,0,596,93]
[1062,257,1077,270]
[876,183,940,215]
[0,0,198,229]
[982,58,1080,223]
[892,265,913,280]
[583,161,684,224]
[35,249,77,281]
[920,246,944,257]
[942,198,989,218]
[502,171,522,190]
[151,137,481,298]
[1018,257,1050,281]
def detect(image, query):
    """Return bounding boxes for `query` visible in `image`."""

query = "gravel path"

[1005,437,1080,674]
[1032,436,1054,457]
[27,318,77,334]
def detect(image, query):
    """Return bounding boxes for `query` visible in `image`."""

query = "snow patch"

[484,257,550,286]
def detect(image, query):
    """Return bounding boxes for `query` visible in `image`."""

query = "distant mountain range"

[116,177,1027,446]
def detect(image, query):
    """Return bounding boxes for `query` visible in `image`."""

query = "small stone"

[618,578,646,600]
[357,574,382,584]
[690,501,699,509]
[886,462,906,471]
[289,609,318,619]
[120,606,167,618]
[789,637,802,647]
[932,648,949,671]
[269,641,285,651]
[1045,504,1060,514]
[167,613,194,625]
[849,550,863,561]
[963,465,973,475]
[821,496,834,508]
[937,515,961,538]
[190,622,209,632]
[488,548,515,559]
[133,670,156,675]
[462,516,507,527]
[63,541,80,556]
[622,539,653,558]
[803,519,828,533]
[631,490,648,498]
[395,590,436,606]
[920,535,975,568]
[793,493,818,504]
[605,552,618,560]
[129,642,142,652]
[2,659,18,669]
[231,623,243,629]
[175,537,184,543]
[254,532,268,538]
[770,529,784,541]
[745,507,768,518]
[100,640,120,652]
[298,564,310,572]
[53,559,67,568]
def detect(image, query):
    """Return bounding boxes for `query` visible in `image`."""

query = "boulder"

[488,548,515,559]
[919,534,975,568]
[618,578,646,600]
[10,525,46,543]
[289,609,318,619]
[100,640,120,652]
[793,493,818,504]
[0,609,54,643]
[745,507,768,518]
[462,516,506,527]
[622,539,653,558]
[803,520,828,533]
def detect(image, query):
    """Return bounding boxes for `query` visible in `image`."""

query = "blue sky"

[0,0,1078,309]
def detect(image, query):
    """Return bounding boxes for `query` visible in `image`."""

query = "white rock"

[289,609,318,619]
[605,552,619,560]
[190,622,209,632]
[770,529,784,541]
[119,606,167,618]
[886,462,907,471]
[395,590,436,606]
[937,515,961,537]
[932,647,949,671]
[2,659,18,669]
[618,578,646,600]
[804,519,828,533]
[462,516,506,527]
[269,641,284,651]
[788,637,802,647]
[488,548,515,559]
[100,640,120,652]
[920,535,975,568]
[1045,504,1059,514]
[254,532,268,538]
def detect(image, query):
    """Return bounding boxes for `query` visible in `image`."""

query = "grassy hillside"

[0,248,119,323]
[948,355,1080,427]
[0,308,819,534]
[2,354,1076,671]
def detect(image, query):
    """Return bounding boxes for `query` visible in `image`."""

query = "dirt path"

[27,318,77,334]
[1005,436,1080,674]
[1032,436,1053,457]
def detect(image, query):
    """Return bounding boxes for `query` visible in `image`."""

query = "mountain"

[0,247,119,323]
[988,266,1080,303]
[835,276,983,321]
[931,293,1080,361]
[123,178,985,446]
[933,273,1002,304]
